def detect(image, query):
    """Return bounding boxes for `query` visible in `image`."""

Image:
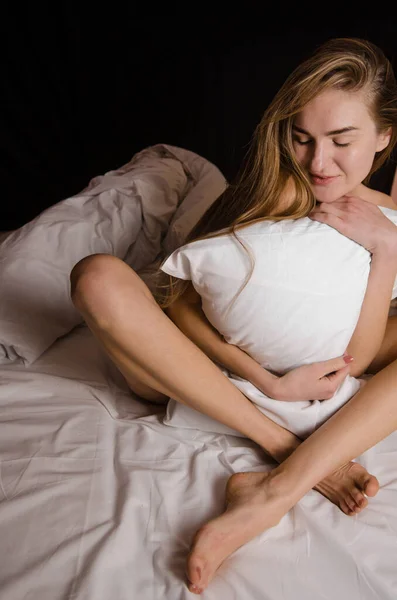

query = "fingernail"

[191,585,203,594]
[343,355,354,363]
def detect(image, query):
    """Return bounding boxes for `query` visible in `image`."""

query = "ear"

[376,127,392,152]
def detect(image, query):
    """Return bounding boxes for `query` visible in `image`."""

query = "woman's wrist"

[227,345,280,396]
[252,370,280,398]
[371,241,397,267]
[369,251,397,283]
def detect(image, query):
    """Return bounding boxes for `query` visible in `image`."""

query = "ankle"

[265,467,298,504]
[264,434,301,464]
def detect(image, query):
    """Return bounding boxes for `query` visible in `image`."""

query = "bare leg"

[114,362,168,404]
[187,356,397,593]
[70,254,293,449]
[70,254,378,515]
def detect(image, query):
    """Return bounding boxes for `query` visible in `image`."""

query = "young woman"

[70,37,397,594]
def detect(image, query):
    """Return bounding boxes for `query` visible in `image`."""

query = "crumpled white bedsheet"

[0,323,396,600]
[0,143,227,366]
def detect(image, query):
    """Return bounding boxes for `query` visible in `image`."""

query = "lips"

[310,174,339,186]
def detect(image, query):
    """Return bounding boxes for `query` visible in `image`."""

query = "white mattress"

[0,323,397,599]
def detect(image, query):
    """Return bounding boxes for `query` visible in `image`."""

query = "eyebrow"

[292,125,359,136]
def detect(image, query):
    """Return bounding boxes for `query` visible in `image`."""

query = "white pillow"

[0,144,222,365]
[161,207,397,438]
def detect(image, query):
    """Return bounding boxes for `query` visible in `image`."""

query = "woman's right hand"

[309,196,397,262]
[270,354,354,402]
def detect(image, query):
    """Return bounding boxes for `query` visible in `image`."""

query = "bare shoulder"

[361,186,396,210]
[376,191,397,210]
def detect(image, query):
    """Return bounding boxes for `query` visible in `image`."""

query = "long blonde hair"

[155,37,397,308]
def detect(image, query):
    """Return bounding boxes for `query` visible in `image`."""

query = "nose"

[309,142,328,174]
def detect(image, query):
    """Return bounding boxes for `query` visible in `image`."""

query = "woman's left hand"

[309,195,397,260]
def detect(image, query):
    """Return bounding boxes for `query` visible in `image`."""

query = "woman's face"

[292,88,390,203]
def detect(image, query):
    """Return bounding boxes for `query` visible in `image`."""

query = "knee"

[70,254,151,317]
[70,253,122,303]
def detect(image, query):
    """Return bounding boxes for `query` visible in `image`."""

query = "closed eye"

[293,136,312,145]
[293,136,350,148]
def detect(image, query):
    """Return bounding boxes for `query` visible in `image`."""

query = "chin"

[312,184,353,204]
[313,190,342,204]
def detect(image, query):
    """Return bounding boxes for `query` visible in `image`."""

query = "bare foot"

[186,465,380,594]
[314,461,379,516]
[186,471,291,595]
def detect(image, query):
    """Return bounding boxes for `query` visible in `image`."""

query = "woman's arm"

[164,283,351,401]
[164,284,279,394]
[309,196,397,378]
[346,254,397,377]
[164,283,278,396]
[164,285,303,463]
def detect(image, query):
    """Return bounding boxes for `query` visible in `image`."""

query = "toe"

[354,470,379,498]
[340,499,355,516]
[351,488,368,510]
[344,494,358,513]
[186,553,207,591]
[189,583,204,595]
[364,475,380,498]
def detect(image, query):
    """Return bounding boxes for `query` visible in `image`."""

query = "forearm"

[165,299,279,395]
[165,298,302,461]
[347,254,397,377]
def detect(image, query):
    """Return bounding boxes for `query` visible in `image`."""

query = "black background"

[1,7,396,231]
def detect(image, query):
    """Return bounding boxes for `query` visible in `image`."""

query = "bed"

[0,144,397,600]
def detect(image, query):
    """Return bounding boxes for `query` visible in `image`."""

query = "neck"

[351,183,396,209]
